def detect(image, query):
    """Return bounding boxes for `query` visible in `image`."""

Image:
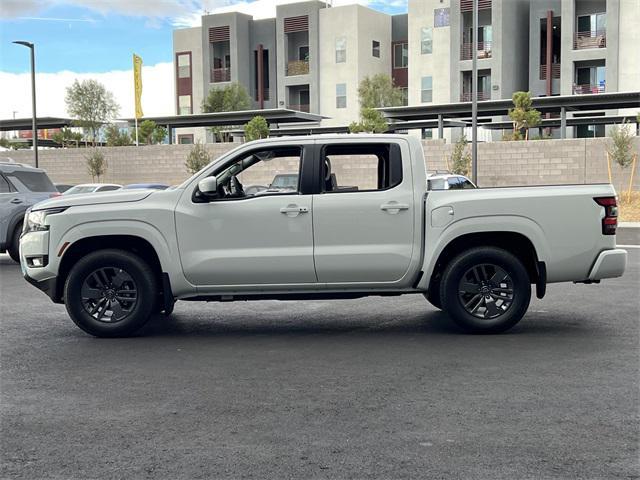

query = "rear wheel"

[64,249,157,337]
[7,224,22,263]
[440,247,531,333]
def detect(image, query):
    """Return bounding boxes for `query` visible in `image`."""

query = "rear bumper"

[588,249,627,281]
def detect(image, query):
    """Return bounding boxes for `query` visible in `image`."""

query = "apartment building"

[172,0,638,141]
[529,0,639,137]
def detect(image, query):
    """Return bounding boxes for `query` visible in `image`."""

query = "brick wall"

[6,137,639,191]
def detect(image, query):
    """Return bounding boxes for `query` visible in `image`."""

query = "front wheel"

[440,247,531,334]
[64,249,158,337]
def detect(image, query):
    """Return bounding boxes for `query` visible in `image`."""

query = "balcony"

[210,67,231,83]
[574,30,606,50]
[539,64,561,80]
[573,84,605,95]
[460,91,491,102]
[286,60,309,76]
[287,104,310,113]
[461,41,492,60]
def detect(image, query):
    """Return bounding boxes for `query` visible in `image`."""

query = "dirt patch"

[619,191,640,222]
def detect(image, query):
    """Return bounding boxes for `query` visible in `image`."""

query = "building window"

[421,27,433,54]
[422,129,433,139]
[177,53,191,78]
[336,83,347,109]
[421,76,433,103]
[335,37,346,63]
[178,95,192,115]
[434,7,450,28]
[298,45,309,61]
[393,42,408,68]
[372,40,380,58]
[178,134,194,144]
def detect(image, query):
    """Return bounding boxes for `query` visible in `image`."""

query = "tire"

[64,249,158,337]
[7,224,22,263]
[440,247,531,334]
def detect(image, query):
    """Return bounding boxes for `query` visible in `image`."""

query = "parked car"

[0,159,60,262]
[55,184,75,193]
[123,183,169,190]
[427,173,477,190]
[20,135,626,337]
[63,183,122,195]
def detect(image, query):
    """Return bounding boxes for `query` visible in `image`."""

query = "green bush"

[185,141,210,174]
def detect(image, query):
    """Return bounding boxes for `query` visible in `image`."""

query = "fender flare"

[417,215,550,290]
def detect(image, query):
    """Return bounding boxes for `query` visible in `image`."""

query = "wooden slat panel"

[284,15,309,33]
[460,0,491,12]
[209,26,230,43]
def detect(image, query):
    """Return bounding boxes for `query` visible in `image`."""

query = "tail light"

[594,197,618,235]
[49,192,62,198]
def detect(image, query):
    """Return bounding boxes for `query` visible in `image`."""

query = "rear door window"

[7,171,56,192]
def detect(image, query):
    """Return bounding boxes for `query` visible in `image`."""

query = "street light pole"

[471,0,478,185]
[13,41,38,168]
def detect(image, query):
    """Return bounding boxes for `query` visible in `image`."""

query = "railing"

[573,84,605,95]
[539,63,561,80]
[460,41,492,60]
[460,91,491,102]
[286,60,309,76]
[210,67,231,83]
[574,30,606,49]
[287,104,310,112]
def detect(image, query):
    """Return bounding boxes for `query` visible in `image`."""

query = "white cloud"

[0,62,175,120]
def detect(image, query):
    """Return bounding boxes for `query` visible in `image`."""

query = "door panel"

[312,141,415,284]
[176,195,315,286]
[174,144,316,287]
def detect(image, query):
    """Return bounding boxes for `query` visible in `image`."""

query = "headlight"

[24,207,66,234]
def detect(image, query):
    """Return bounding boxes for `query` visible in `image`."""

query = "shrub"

[450,135,471,176]
[85,150,107,181]
[244,116,269,141]
[185,141,210,174]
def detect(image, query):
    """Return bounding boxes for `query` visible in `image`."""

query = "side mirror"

[198,176,218,196]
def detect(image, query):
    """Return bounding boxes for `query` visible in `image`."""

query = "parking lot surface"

[1,250,639,479]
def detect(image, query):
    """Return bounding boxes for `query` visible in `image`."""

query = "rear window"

[65,186,97,195]
[427,178,446,190]
[7,171,56,192]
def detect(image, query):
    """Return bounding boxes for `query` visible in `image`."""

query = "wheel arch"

[55,235,165,303]
[421,229,547,299]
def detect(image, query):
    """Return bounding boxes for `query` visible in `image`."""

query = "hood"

[32,189,154,211]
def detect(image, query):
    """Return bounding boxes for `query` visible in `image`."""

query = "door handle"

[10,198,23,204]
[280,204,308,217]
[380,202,409,214]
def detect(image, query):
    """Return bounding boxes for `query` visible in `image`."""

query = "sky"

[0,0,407,120]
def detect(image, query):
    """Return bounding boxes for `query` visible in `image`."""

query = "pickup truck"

[19,134,627,337]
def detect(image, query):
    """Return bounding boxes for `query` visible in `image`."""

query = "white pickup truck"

[20,135,627,337]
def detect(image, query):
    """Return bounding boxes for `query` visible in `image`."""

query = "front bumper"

[20,230,62,303]
[588,249,627,281]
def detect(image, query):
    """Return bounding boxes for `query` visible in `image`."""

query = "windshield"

[64,186,97,195]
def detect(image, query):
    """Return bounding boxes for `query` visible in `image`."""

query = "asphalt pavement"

[1,250,639,479]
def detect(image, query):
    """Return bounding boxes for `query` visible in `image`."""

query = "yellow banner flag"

[133,54,143,119]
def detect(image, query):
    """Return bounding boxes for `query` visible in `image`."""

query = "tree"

[52,127,84,148]
[152,125,167,145]
[185,141,210,174]
[450,135,472,176]
[104,124,131,146]
[202,82,251,113]
[202,83,252,143]
[65,79,119,145]
[137,120,157,144]
[349,108,388,133]
[244,116,269,141]
[85,150,107,181]
[608,122,635,169]
[508,91,541,140]
[358,74,404,109]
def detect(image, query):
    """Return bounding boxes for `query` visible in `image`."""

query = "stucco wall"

[7,138,639,191]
